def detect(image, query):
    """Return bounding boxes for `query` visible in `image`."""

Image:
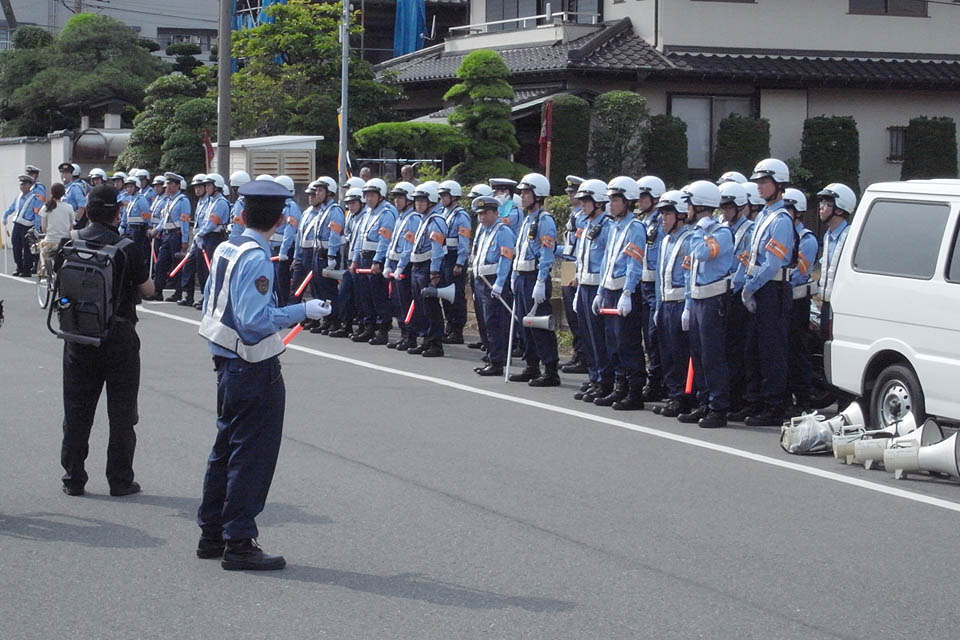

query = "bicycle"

[26,229,55,309]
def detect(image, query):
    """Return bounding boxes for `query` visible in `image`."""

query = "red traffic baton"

[201,248,211,271]
[685,357,695,395]
[293,271,314,297]
[356,268,374,274]
[282,324,303,346]
[404,300,416,325]
[269,255,280,262]
[168,252,190,278]
[599,308,620,316]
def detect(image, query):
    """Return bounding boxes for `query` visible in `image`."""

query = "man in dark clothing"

[60,185,155,497]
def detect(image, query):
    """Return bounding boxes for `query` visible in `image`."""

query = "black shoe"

[578,381,592,392]
[109,481,141,497]
[651,404,663,415]
[677,405,709,424]
[613,384,645,411]
[221,539,285,571]
[511,346,523,358]
[659,399,683,418]
[368,329,389,346]
[386,338,403,349]
[641,384,665,403]
[351,327,375,342]
[164,294,182,302]
[193,302,203,310]
[583,383,612,403]
[509,366,540,383]
[177,298,194,307]
[560,361,589,374]
[407,341,427,355]
[196,535,226,559]
[727,405,759,422]
[310,324,327,334]
[398,338,418,351]
[699,411,727,429]
[62,484,84,496]
[529,366,560,387]
[328,327,351,338]
[744,409,785,427]
[301,319,318,330]
[574,382,596,400]
[475,364,503,377]
[12,271,22,277]
[467,341,484,350]
[142,293,163,302]
[441,330,464,345]
[421,339,444,357]
[594,379,627,407]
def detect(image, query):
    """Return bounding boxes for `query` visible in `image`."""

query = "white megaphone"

[421,283,456,303]
[883,419,951,480]
[521,309,556,331]
[321,268,345,281]
[824,401,866,435]
[851,412,919,470]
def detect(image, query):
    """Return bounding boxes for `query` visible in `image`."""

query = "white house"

[377,0,960,187]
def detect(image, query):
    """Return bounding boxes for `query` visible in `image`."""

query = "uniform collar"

[829,219,848,239]
[241,227,271,253]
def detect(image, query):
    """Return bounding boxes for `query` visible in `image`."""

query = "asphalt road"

[2,270,960,640]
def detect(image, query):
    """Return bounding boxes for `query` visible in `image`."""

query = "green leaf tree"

[166,43,204,77]
[443,50,519,161]
[799,115,860,196]
[588,91,649,178]
[159,97,217,176]
[901,116,958,180]
[353,122,468,157]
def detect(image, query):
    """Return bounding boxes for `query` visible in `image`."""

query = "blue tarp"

[258,0,286,24]
[394,0,426,58]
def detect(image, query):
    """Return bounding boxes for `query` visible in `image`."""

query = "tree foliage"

[446,158,529,187]
[443,50,518,161]
[799,115,860,196]
[642,115,688,188]
[545,94,590,195]
[159,97,217,176]
[225,0,403,162]
[0,13,168,136]
[353,122,468,157]
[588,91,649,178]
[712,114,770,177]
[167,43,204,77]
[901,116,958,180]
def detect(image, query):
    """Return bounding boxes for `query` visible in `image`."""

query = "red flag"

[538,99,553,168]
[202,130,215,171]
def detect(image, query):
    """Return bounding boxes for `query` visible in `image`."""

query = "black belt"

[516,269,538,276]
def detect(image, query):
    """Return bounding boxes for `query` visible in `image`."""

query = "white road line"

[7,268,959,516]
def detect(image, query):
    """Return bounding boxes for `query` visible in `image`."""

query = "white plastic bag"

[780,413,833,455]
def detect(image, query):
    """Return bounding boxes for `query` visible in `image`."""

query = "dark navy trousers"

[199,355,285,541]
[689,295,730,411]
[744,281,791,411]
[474,276,512,366]
[561,283,586,362]
[356,251,391,327]
[657,300,689,399]
[640,281,662,387]
[289,247,314,304]
[600,288,647,385]
[788,295,814,406]
[10,223,34,274]
[153,229,182,294]
[472,277,488,347]
[725,291,750,411]
[515,272,558,367]
[412,263,444,338]
[576,284,612,384]
[441,251,467,330]
[394,264,423,337]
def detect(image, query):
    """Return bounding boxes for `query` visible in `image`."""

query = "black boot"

[594,379,627,407]
[467,341,484,350]
[677,405,709,424]
[583,382,612,403]
[560,357,588,375]
[328,325,351,338]
[659,398,683,418]
[441,328,464,345]
[744,408,785,427]
[641,383,665,403]
[699,410,727,429]
[196,534,226,559]
[177,297,194,307]
[529,364,560,387]
[398,336,418,351]
[221,539,285,571]
[613,383,645,411]
[509,365,540,383]
[475,363,503,376]
[729,404,761,422]
[351,326,375,342]
[573,381,594,400]
[421,337,444,357]
[368,327,389,346]
[407,339,427,355]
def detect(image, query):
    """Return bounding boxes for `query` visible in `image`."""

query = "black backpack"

[46,236,133,347]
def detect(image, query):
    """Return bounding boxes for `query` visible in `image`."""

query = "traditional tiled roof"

[418,86,565,120]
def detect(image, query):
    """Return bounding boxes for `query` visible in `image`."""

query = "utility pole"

[0,0,17,30]
[216,0,231,179]
[338,1,350,194]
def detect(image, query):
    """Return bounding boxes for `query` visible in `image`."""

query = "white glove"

[277,252,290,262]
[741,287,757,314]
[511,272,517,290]
[681,308,691,332]
[532,279,546,304]
[327,258,337,270]
[591,294,602,316]
[492,283,503,298]
[652,307,659,327]
[572,288,580,312]
[384,267,393,280]
[617,291,632,316]
[696,216,713,231]
[304,299,332,319]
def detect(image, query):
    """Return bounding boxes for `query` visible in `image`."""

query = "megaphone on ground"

[824,401,866,435]
[883,419,951,480]
[522,309,556,331]
[322,268,345,280]
[850,413,918,470]
[422,283,455,303]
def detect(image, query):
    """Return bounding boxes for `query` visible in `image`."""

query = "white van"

[825,179,960,430]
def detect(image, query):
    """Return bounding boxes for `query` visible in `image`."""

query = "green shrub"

[353,121,468,157]
[588,91,648,178]
[545,194,573,234]
[901,116,958,180]
[544,94,590,193]
[446,158,529,187]
[713,114,770,178]
[11,26,54,50]
[642,114,687,188]
[800,115,860,195]
[443,50,518,160]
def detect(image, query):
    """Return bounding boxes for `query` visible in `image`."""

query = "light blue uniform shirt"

[685,218,735,307]
[743,199,796,294]
[400,210,446,273]
[199,194,230,237]
[316,199,345,258]
[498,198,521,235]
[790,221,819,287]
[278,198,302,254]
[30,182,47,201]
[229,197,246,238]
[386,206,420,271]
[62,180,86,212]
[599,215,647,294]
[475,222,516,290]
[3,192,42,228]
[204,229,308,359]
[515,208,557,281]
[561,207,586,262]
[140,185,157,203]
[160,192,192,242]
[149,193,168,231]
[352,200,398,264]
[193,195,210,236]
[726,216,754,292]
[123,194,152,227]
[576,213,611,281]
[443,204,472,265]
[822,219,849,271]
[655,226,693,316]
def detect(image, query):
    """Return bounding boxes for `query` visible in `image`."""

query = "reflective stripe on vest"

[819,225,849,302]
[472,222,503,277]
[13,193,38,226]
[161,193,187,230]
[387,209,417,262]
[411,213,443,263]
[575,216,604,286]
[600,218,641,291]
[659,228,692,302]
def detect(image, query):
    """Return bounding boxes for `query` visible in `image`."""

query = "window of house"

[853,200,950,279]
[849,0,927,17]
[668,94,754,172]
[888,126,906,163]
[486,0,541,31]
[0,29,10,51]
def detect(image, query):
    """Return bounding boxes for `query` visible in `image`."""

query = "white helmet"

[717,171,748,185]
[88,168,108,180]
[575,179,609,204]
[123,175,139,186]
[304,182,318,195]
[411,181,440,204]
[437,179,463,198]
[152,175,165,186]
[272,175,294,195]
[750,158,790,184]
[205,172,226,191]
[128,167,140,178]
[683,180,722,209]
[191,173,207,186]
[636,175,666,199]
[743,181,765,206]
[655,190,689,215]
[343,187,364,203]
[346,176,365,190]
[135,168,150,180]
[517,172,550,198]
[606,176,640,201]
[782,188,807,213]
[390,181,416,199]
[467,183,493,198]
[362,177,387,198]
[817,182,857,215]
[719,181,749,207]
[111,171,126,181]
[229,170,251,187]
[255,174,274,181]
[314,176,337,195]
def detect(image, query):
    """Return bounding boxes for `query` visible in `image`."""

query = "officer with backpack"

[57,185,155,497]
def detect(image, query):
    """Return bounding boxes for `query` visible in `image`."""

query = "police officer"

[636,175,667,401]
[272,175,300,306]
[681,181,734,428]
[490,178,521,235]
[228,171,251,239]
[383,181,422,349]
[465,184,494,352]
[328,187,364,338]
[569,180,611,402]
[291,181,320,309]
[717,171,748,185]
[60,184,155,497]
[309,176,346,333]
[121,175,153,269]
[403,181,447,356]
[559,175,589,375]
[190,173,230,309]
[783,188,819,415]
[3,174,43,276]
[591,176,647,410]
[350,178,397,345]
[25,165,46,202]
[740,158,796,426]
[653,191,695,417]
[149,172,191,302]
[743,182,765,221]
[719,181,755,418]
[471,196,516,376]
[59,163,87,227]
[136,169,156,203]
[178,174,209,306]
[89,168,108,189]
[437,180,472,345]
[197,178,332,570]
[816,183,856,341]
[509,172,561,387]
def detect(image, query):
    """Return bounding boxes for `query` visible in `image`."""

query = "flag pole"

[215,0,232,179]
[338,0,350,199]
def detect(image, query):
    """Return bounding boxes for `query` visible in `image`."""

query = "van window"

[948,216,960,283]
[853,200,950,279]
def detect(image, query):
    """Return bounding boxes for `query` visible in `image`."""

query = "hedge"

[800,115,860,196]
[642,114,687,188]
[712,114,770,178]
[353,122,468,157]
[588,90,648,178]
[544,94,590,194]
[901,116,958,180]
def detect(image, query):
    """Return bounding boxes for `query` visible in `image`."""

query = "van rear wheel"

[869,364,925,432]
